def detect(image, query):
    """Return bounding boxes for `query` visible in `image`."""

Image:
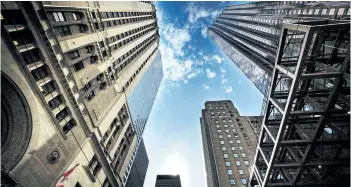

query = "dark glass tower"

[155,175,182,187]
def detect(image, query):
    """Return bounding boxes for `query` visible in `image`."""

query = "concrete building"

[1,1,162,187]
[208,1,350,114]
[155,175,182,187]
[200,100,261,187]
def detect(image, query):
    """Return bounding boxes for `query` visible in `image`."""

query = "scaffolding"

[249,20,350,187]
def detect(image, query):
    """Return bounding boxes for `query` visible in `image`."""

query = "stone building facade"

[200,100,261,187]
[1,1,161,187]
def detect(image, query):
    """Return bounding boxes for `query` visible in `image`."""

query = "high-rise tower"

[209,1,350,114]
[200,100,261,187]
[1,1,162,187]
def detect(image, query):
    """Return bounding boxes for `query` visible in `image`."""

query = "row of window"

[227,177,247,185]
[217,17,280,36]
[215,20,274,47]
[262,7,350,17]
[101,11,152,19]
[52,11,82,22]
[13,27,77,134]
[110,25,154,53]
[102,15,153,30]
[214,24,270,58]
[108,23,154,44]
[113,33,157,75]
[121,44,158,92]
[55,24,87,37]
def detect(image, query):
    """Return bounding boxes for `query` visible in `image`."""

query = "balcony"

[17,43,36,53]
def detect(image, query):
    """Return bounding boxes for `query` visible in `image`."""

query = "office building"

[248,19,350,187]
[200,100,261,187]
[1,1,162,187]
[155,175,182,187]
[125,139,149,187]
[208,1,350,114]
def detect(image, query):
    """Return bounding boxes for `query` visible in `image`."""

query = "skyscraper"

[209,1,350,114]
[155,175,182,187]
[1,1,162,187]
[200,100,261,187]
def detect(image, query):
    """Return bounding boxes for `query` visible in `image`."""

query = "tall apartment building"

[155,175,182,187]
[200,100,261,187]
[1,1,162,187]
[208,1,350,114]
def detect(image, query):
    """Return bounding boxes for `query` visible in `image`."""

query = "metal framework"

[249,20,350,187]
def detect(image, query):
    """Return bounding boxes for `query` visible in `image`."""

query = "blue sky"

[142,1,262,187]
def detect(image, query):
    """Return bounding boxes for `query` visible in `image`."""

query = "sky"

[142,1,262,187]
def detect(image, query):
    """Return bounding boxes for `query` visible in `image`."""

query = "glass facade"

[209,1,350,115]
[208,29,271,97]
[127,51,163,138]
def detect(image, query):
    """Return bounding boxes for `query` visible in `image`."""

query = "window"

[223,120,226,123]
[234,154,238,158]
[224,154,228,158]
[239,146,243,150]
[241,179,247,184]
[218,130,221,133]
[57,26,71,36]
[56,108,69,121]
[48,96,62,109]
[244,161,249,165]
[222,147,226,151]
[226,130,229,133]
[239,169,244,175]
[74,61,85,71]
[224,125,227,128]
[63,119,75,133]
[219,135,223,139]
[70,50,80,59]
[242,153,246,157]
[78,25,86,33]
[237,140,241,144]
[215,120,218,123]
[220,141,224,145]
[216,125,220,128]
[228,135,231,138]
[88,155,102,177]
[75,182,82,187]
[42,81,56,95]
[227,170,233,175]
[230,179,236,185]
[229,141,233,144]
[53,12,65,22]
[236,161,241,166]
[226,162,231,166]
[73,13,80,20]
[231,147,236,151]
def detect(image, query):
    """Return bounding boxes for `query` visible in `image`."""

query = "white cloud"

[221,78,228,84]
[203,84,210,90]
[203,55,210,61]
[184,80,188,84]
[221,74,225,78]
[201,27,208,38]
[224,86,233,93]
[238,80,243,84]
[213,55,223,64]
[206,68,216,79]
[198,51,204,56]
[161,24,191,56]
[220,67,226,73]
[210,10,221,19]
[186,2,211,23]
